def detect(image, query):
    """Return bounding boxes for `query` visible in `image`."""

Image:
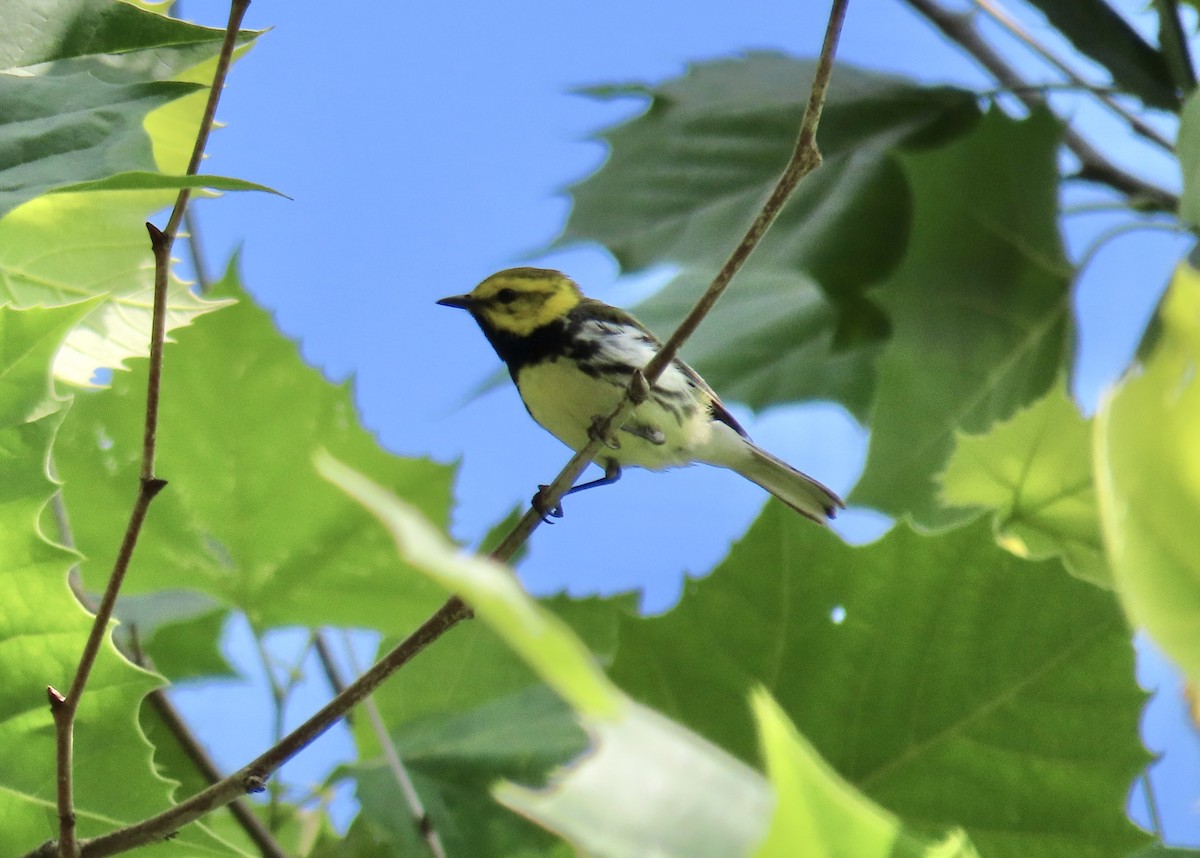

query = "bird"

[437,267,843,524]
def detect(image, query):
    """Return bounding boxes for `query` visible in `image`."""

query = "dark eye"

[496,288,517,304]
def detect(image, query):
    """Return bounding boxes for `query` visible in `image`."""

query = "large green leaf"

[633,267,884,421]
[1023,0,1178,109]
[608,506,1150,857]
[1096,261,1200,681]
[55,262,456,632]
[0,303,241,856]
[1,0,247,73]
[343,686,583,857]
[0,69,199,220]
[560,54,978,419]
[324,458,985,858]
[851,108,1072,526]
[751,689,978,858]
[322,457,773,858]
[0,0,262,387]
[0,186,231,387]
[940,382,1109,587]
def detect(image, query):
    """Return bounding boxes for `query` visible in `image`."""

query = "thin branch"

[1154,0,1196,95]
[144,685,289,858]
[249,628,295,832]
[338,630,446,858]
[312,631,350,703]
[67,598,472,857]
[50,502,287,858]
[903,0,1179,213]
[973,0,1175,151]
[48,2,250,856]
[31,2,852,853]
[183,209,214,292]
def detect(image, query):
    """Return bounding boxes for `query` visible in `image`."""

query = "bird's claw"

[587,417,621,449]
[533,485,564,522]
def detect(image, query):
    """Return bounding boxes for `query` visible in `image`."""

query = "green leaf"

[1023,0,1178,109]
[633,267,884,421]
[344,591,633,851]
[355,593,630,760]
[751,689,979,858]
[608,506,1151,857]
[560,54,977,419]
[0,303,241,855]
[850,108,1072,527]
[0,2,263,386]
[1096,261,1200,681]
[0,68,201,220]
[0,186,232,387]
[344,686,583,857]
[112,591,234,682]
[940,382,1109,586]
[1,0,251,72]
[323,458,776,858]
[55,261,456,632]
[51,170,286,197]
[1176,91,1200,227]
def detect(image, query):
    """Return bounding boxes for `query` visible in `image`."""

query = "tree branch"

[973,0,1174,152]
[30,1,851,853]
[47,2,250,856]
[903,0,1179,213]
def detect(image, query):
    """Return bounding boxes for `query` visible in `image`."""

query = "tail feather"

[734,444,844,525]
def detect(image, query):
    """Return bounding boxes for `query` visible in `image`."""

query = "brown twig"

[30,2,851,853]
[46,2,250,856]
[51,504,287,858]
[144,687,288,858]
[903,0,1178,212]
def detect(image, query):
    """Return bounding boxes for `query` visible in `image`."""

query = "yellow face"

[443,268,584,337]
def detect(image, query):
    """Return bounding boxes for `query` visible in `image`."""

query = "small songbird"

[438,268,843,523]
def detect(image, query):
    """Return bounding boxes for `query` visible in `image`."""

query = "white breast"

[515,323,717,471]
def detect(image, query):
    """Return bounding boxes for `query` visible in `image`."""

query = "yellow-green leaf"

[1096,261,1200,679]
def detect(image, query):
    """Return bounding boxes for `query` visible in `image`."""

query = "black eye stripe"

[496,288,518,304]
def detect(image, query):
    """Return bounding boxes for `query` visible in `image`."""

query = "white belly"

[516,358,715,470]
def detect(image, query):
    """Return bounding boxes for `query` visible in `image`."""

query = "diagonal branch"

[973,0,1174,152]
[20,2,852,855]
[45,2,251,857]
[903,0,1179,213]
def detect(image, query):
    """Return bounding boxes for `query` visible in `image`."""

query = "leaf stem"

[338,629,446,858]
[48,2,250,856]
[902,0,1179,212]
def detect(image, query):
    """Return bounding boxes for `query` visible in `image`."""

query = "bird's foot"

[621,422,665,445]
[533,484,564,522]
[587,416,621,449]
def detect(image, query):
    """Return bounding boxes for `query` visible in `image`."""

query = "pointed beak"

[436,294,473,310]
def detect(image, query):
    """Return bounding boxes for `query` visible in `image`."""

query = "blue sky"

[165,0,1199,844]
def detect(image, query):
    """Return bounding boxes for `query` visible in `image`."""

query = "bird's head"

[437,268,584,336]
